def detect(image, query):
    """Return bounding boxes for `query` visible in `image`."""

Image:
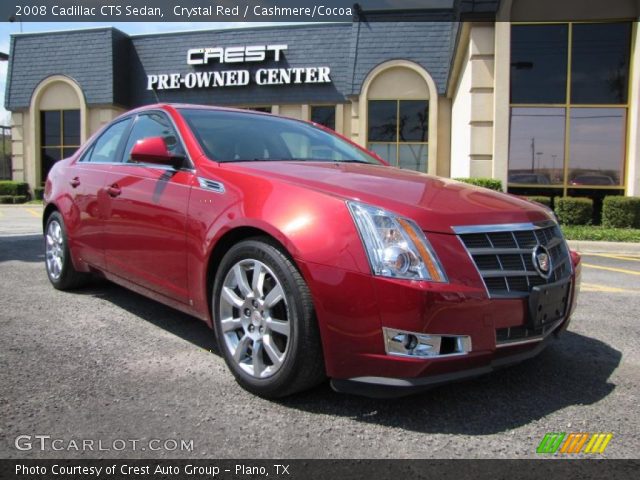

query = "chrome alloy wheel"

[45,219,65,280]
[219,259,291,379]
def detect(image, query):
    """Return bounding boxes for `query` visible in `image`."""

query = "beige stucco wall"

[367,67,431,99]
[449,24,497,182]
[88,107,126,137]
[10,111,27,184]
[627,21,640,196]
[492,21,511,189]
[437,97,452,177]
[468,24,496,180]
[277,104,304,120]
[450,42,472,178]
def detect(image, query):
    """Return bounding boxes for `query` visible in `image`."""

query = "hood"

[218,161,552,234]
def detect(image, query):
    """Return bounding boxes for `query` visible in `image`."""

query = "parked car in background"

[508,173,552,184]
[569,174,616,186]
[43,104,581,398]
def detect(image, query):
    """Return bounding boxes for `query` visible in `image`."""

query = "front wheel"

[213,238,325,398]
[45,211,89,290]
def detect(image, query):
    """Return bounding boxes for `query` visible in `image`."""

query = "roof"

[4,7,492,110]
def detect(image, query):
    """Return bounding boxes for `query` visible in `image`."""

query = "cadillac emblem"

[532,245,552,279]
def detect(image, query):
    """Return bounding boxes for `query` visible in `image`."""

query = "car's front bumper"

[329,323,565,398]
[297,241,581,396]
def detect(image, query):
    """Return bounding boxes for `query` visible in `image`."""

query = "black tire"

[44,211,89,290]
[212,237,325,398]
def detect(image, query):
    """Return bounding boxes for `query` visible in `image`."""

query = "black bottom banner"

[1,459,639,480]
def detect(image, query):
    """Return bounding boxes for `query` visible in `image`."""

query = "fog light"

[383,328,471,358]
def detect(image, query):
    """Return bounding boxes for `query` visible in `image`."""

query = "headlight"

[347,201,447,282]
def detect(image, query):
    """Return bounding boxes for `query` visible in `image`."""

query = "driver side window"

[122,113,185,163]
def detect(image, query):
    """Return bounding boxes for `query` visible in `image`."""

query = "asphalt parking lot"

[1,205,639,458]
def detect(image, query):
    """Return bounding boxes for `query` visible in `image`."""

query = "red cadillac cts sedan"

[43,104,581,398]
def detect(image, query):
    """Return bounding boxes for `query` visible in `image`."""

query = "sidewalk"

[0,204,43,236]
[566,240,640,255]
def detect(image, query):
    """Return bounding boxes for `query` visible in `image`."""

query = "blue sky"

[0,21,284,125]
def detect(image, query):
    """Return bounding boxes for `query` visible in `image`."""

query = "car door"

[68,117,133,270]
[102,111,194,303]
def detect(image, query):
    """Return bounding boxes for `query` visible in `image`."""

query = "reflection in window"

[238,106,272,113]
[40,110,80,183]
[508,108,565,185]
[311,106,336,130]
[571,23,631,105]
[399,144,428,172]
[368,101,397,142]
[510,25,568,104]
[509,22,631,191]
[367,100,428,172]
[86,119,132,163]
[123,113,183,163]
[568,108,625,186]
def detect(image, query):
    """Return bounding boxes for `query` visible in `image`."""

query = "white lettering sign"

[147,43,331,90]
[187,44,288,65]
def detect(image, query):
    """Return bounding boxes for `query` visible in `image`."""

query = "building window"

[311,106,336,130]
[40,110,80,183]
[238,106,272,113]
[367,100,428,172]
[508,22,631,194]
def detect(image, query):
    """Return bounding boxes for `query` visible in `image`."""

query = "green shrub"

[561,225,640,243]
[0,181,29,196]
[602,196,640,228]
[0,195,14,204]
[526,196,553,208]
[555,197,593,225]
[34,187,45,201]
[12,195,28,204]
[453,177,503,192]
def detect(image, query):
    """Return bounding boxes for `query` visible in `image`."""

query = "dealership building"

[4,0,640,205]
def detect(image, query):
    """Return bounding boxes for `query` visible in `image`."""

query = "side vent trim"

[197,177,225,194]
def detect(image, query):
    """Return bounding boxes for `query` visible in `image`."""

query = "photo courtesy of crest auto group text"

[0,0,639,478]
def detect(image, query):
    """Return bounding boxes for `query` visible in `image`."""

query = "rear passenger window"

[83,118,132,163]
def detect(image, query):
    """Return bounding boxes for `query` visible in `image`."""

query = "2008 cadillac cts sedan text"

[44,104,581,398]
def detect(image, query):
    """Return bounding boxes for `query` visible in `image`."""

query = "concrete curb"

[0,204,44,208]
[567,240,640,255]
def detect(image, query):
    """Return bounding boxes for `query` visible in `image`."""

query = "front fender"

[186,172,370,322]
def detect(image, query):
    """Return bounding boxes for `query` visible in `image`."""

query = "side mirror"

[130,137,184,169]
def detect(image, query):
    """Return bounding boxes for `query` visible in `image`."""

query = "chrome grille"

[495,318,563,345]
[455,221,571,297]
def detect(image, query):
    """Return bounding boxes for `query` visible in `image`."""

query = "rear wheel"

[45,212,89,290]
[213,238,325,398]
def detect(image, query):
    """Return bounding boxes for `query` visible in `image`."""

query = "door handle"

[107,184,121,198]
[69,177,80,188]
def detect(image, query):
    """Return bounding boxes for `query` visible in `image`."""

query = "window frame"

[366,98,429,172]
[310,105,337,131]
[508,21,633,194]
[40,109,81,183]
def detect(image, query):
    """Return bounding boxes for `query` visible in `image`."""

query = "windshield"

[179,108,382,165]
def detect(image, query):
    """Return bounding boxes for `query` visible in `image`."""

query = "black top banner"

[3,1,469,23]
[2,0,635,23]
[2,459,640,480]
